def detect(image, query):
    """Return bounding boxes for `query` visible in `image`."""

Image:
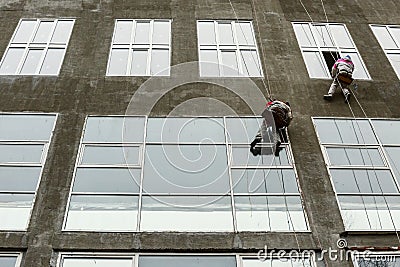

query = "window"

[0,113,57,230]
[292,22,370,79]
[107,19,171,76]
[197,20,263,77]
[353,252,400,267]
[370,25,400,79]
[57,253,315,267]
[0,253,22,267]
[63,116,308,232]
[0,19,74,75]
[313,118,400,231]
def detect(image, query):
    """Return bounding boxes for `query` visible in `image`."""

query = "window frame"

[0,112,58,231]
[0,18,75,76]
[370,24,400,79]
[197,20,264,77]
[292,22,371,80]
[0,252,23,267]
[106,19,172,77]
[62,116,309,233]
[312,117,400,232]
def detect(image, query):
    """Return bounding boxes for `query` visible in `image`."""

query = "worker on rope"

[324,55,354,103]
[250,99,293,157]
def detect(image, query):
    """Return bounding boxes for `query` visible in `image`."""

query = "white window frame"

[106,19,172,76]
[0,113,57,231]
[197,20,264,77]
[370,24,400,79]
[56,252,318,267]
[62,116,309,233]
[0,252,23,267]
[312,117,400,231]
[0,18,75,76]
[292,22,371,80]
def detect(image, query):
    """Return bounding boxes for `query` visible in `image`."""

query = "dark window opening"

[322,51,339,71]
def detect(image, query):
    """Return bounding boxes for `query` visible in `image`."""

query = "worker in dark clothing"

[324,55,354,103]
[250,100,293,157]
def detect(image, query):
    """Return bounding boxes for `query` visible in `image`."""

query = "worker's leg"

[250,127,263,156]
[324,79,338,100]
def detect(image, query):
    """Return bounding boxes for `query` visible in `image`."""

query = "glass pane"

[0,166,41,191]
[0,144,45,164]
[130,50,148,76]
[81,145,140,165]
[240,50,262,76]
[62,258,133,267]
[12,20,36,43]
[331,169,398,193]
[143,145,229,193]
[225,117,263,143]
[385,147,400,184]
[313,119,377,144]
[146,117,225,143]
[391,27,400,47]
[346,52,369,79]
[83,116,145,143]
[231,146,290,166]
[107,49,129,75]
[32,21,54,43]
[65,195,138,231]
[51,20,74,43]
[329,24,354,47]
[139,256,236,267]
[150,49,169,76]
[234,196,269,231]
[199,50,219,77]
[140,196,233,231]
[0,114,56,141]
[198,21,216,45]
[0,256,18,267]
[235,22,255,45]
[372,120,400,144]
[243,259,311,267]
[326,147,384,166]
[221,51,239,76]
[153,20,170,44]
[218,22,234,44]
[371,26,398,49]
[303,51,328,78]
[387,53,400,78]
[20,49,44,74]
[113,20,133,44]
[0,48,25,74]
[40,48,65,75]
[0,193,33,230]
[134,21,150,44]
[73,168,140,193]
[293,23,316,47]
[313,25,334,47]
[232,169,299,193]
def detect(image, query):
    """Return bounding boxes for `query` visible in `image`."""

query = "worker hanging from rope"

[324,55,354,103]
[250,99,293,157]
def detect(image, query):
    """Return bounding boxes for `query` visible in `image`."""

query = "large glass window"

[63,116,308,232]
[57,254,314,267]
[0,19,74,75]
[0,113,57,230]
[292,22,370,79]
[370,25,400,79]
[313,118,400,231]
[197,20,263,77]
[107,19,171,76]
[0,253,22,267]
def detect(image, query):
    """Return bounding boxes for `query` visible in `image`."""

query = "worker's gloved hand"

[250,138,261,148]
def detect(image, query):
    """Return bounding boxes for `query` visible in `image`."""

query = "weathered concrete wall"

[0,0,399,266]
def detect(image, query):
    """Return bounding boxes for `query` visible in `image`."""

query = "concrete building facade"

[0,0,400,266]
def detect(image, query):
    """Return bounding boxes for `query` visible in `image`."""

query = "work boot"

[250,146,261,156]
[323,94,333,100]
[344,92,351,103]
